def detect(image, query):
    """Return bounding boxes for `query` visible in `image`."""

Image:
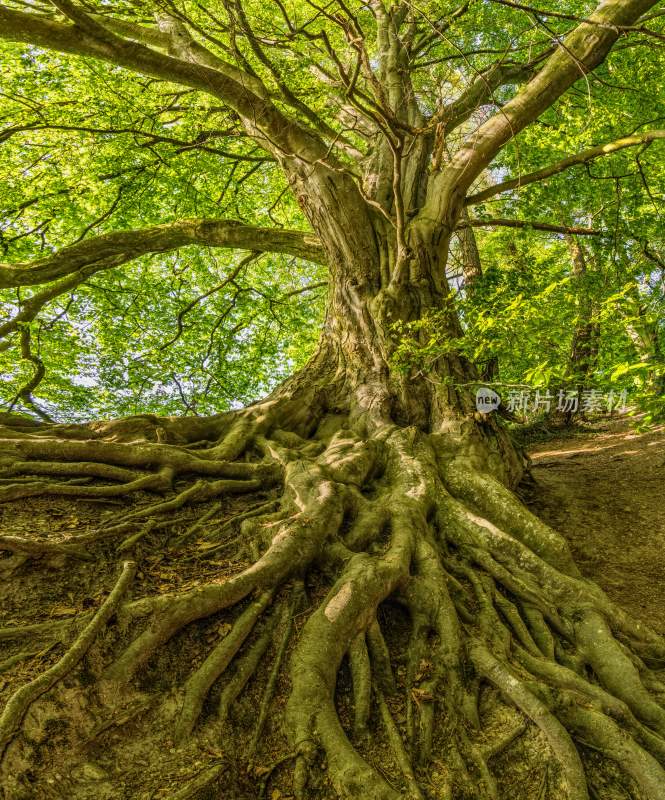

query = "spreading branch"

[0,4,330,164]
[0,219,325,289]
[439,56,551,133]
[457,218,603,236]
[416,0,660,227]
[466,130,665,205]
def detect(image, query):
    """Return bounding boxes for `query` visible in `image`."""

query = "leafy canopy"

[0,0,663,420]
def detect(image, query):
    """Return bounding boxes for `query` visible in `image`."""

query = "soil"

[0,415,663,799]
[521,416,665,636]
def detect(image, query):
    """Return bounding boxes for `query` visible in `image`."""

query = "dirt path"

[523,417,665,636]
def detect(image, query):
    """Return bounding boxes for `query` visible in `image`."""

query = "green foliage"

[393,228,665,421]
[0,250,325,420]
[0,1,663,421]
[0,36,324,419]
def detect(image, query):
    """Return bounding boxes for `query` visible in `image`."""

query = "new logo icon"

[475,387,500,414]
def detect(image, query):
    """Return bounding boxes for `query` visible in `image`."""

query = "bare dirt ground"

[521,415,665,637]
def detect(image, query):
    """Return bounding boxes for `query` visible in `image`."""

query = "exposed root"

[521,603,556,660]
[257,752,298,798]
[117,519,159,553]
[170,501,224,548]
[0,616,89,642]
[0,461,141,482]
[104,457,345,682]
[470,642,590,800]
[0,534,92,561]
[0,424,281,522]
[348,632,371,738]
[169,762,225,800]
[218,602,281,723]
[0,467,171,503]
[575,610,665,738]
[109,477,263,528]
[0,650,42,675]
[367,617,396,695]
[250,586,298,754]
[1,413,665,799]
[481,718,528,759]
[556,698,665,800]
[375,686,424,799]
[460,725,499,800]
[192,505,282,560]
[200,499,279,545]
[86,696,154,743]
[174,590,273,742]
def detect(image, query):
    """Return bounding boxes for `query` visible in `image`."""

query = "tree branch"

[1,122,274,162]
[0,219,325,289]
[489,0,665,41]
[439,56,550,133]
[457,218,602,236]
[466,130,665,205]
[9,327,52,422]
[416,0,660,227]
[0,5,330,163]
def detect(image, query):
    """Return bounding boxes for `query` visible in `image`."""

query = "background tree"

[0,2,664,799]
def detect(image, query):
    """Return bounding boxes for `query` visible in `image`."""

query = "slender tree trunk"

[560,237,600,423]
[624,284,665,397]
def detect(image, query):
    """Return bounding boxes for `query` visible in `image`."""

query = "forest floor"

[520,414,665,637]
[0,414,663,799]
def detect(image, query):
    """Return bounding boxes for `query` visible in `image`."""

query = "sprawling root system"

[0,400,664,800]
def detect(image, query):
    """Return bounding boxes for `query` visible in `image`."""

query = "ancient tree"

[1,1,665,798]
